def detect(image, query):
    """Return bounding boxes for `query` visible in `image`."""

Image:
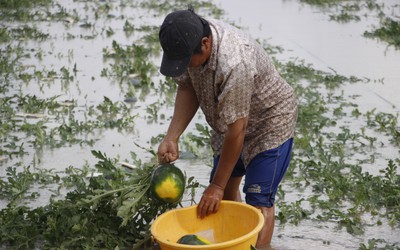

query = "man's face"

[188,53,207,68]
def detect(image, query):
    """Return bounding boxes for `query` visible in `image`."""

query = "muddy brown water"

[1,0,399,249]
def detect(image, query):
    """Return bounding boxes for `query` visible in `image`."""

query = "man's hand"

[197,183,224,219]
[157,139,179,163]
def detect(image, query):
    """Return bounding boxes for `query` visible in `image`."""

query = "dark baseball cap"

[159,9,204,77]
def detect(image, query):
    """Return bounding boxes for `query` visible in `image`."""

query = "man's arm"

[211,116,248,189]
[158,83,199,163]
[197,116,248,218]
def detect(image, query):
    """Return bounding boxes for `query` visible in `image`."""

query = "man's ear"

[201,37,210,51]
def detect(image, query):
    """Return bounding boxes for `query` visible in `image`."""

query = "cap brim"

[160,53,191,77]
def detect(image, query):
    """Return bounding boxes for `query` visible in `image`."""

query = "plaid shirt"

[174,18,297,166]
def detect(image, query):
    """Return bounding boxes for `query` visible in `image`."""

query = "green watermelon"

[150,164,185,203]
[177,234,211,245]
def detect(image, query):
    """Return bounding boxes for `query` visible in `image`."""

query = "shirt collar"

[201,21,219,73]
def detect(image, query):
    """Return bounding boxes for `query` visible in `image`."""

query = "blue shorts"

[210,138,293,207]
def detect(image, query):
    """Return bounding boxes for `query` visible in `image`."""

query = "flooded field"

[0,0,399,249]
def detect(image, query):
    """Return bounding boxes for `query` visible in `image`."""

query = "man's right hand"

[157,139,179,163]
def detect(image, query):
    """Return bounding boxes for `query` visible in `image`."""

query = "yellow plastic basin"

[151,201,264,250]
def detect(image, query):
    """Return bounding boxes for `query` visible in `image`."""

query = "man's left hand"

[197,183,224,219]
